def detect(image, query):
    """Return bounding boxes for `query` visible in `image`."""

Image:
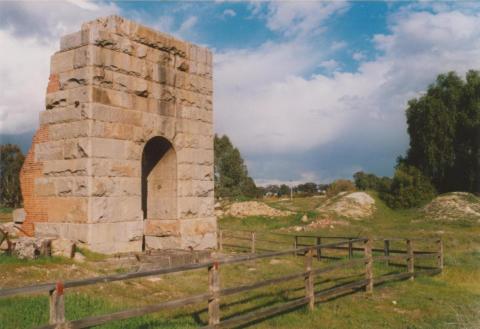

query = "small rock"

[73,252,86,263]
[12,237,51,259]
[392,300,397,305]
[12,208,26,223]
[51,238,75,258]
[301,214,309,222]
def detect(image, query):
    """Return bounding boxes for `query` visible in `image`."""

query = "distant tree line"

[353,70,479,208]
[0,144,24,208]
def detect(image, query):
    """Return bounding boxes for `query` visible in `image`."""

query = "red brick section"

[19,126,49,236]
[47,74,60,94]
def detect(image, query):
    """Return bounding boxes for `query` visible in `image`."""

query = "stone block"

[91,177,140,197]
[144,219,180,237]
[90,138,129,159]
[12,208,26,223]
[177,197,214,218]
[48,120,91,141]
[90,196,142,222]
[47,197,88,223]
[35,222,90,243]
[90,158,140,177]
[177,164,213,181]
[35,141,64,161]
[177,180,214,197]
[177,148,213,166]
[145,235,181,250]
[43,159,89,176]
[51,238,75,258]
[63,138,90,159]
[40,105,85,125]
[87,221,143,254]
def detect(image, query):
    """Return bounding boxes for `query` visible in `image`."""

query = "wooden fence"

[0,233,443,329]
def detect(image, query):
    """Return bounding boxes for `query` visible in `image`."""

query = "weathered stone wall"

[20,16,216,254]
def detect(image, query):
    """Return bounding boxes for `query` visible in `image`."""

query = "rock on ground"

[422,192,480,221]
[225,201,294,218]
[12,237,51,259]
[51,238,75,258]
[317,192,376,219]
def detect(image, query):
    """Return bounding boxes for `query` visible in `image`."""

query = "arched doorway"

[141,137,177,224]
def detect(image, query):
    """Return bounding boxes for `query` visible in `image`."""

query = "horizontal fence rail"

[0,233,443,329]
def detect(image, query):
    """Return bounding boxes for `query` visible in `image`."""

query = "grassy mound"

[422,192,480,221]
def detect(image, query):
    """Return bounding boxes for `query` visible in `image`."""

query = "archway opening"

[141,136,177,224]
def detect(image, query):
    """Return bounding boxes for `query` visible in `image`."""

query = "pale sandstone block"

[40,105,85,125]
[177,180,214,198]
[144,219,180,237]
[175,119,213,136]
[87,103,143,126]
[34,178,56,197]
[90,158,140,177]
[48,120,91,140]
[90,138,129,159]
[87,221,143,253]
[145,235,181,250]
[50,50,75,74]
[177,148,213,165]
[35,141,64,161]
[47,197,88,223]
[177,164,213,181]
[63,138,90,159]
[91,177,140,197]
[177,197,214,219]
[90,196,142,223]
[35,222,90,242]
[182,231,216,250]
[43,159,90,176]
[36,176,89,197]
[46,86,91,110]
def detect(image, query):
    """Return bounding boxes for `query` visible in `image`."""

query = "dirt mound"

[225,201,294,218]
[422,192,480,221]
[317,192,376,219]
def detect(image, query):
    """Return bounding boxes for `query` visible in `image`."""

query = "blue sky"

[1,1,480,185]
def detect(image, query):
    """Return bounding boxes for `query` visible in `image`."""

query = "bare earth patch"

[317,192,376,219]
[422,192,480,221]
[224,201,294,218]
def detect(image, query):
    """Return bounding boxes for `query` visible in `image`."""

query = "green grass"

[1,194,479,328]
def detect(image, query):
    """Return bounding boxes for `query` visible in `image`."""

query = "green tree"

[214,134,258,198]
[0,144,25,208]
[404,71,480,193]
[279,184,290,196]
[353,171,392,192]
[326,179,355,197]
[380,164,436,209]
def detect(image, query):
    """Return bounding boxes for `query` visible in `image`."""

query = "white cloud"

[214,7,480,178]
[319,59,340,71]
[178,16,198,35]
[222,9,237,18]
[0,1,118,135]
[265,1,350,37]
[352,51,366,61]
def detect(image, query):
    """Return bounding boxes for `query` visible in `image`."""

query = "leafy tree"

[0,144,25,208]
[404,71,480,193]
[380,164,436,209]
[353,171,392,193]
[297,182,318,195]
[279,184,290,196]
[326,179,355,197]
[214,134,259,198]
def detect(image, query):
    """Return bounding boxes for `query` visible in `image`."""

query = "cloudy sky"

[1,1,480,185]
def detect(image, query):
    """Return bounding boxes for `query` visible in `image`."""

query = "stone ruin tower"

[19,16,216,254]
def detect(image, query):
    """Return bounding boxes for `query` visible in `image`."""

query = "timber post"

[348,238,353,259]
[437,238,444,271]
[251,232,256,254]
[316,237,322,260]
[384,239,390,266]
[49,281,65,325]
[364,238,373,294]
[208,262,220,326]
[406,239,414,280]
[218,230,223,252]
[305,248,315,310]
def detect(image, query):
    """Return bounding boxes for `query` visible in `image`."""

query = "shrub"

[380,164,436,209]
[326,179,356,197]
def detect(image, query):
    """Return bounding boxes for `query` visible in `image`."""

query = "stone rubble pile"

[317,192,376,219]
[224,201,294,218]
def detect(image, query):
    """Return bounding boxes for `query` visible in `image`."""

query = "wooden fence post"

[208,262,220,326]
[406,239,414,280]
[293,236,298,257]
[305,248,314,310]
[316,237,321,261]
[49,281,65,325]
[437,239,443,271]
[218,230,223,252]
[384,239,390,266]
[251,232,256,254]
[364,238,373,294]
[348,238,353,259]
